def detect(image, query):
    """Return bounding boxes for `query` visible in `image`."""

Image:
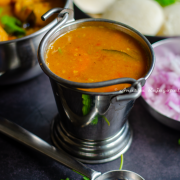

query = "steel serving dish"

[140,38,180,131]
[0,0,72,85]
[38,8,155,163]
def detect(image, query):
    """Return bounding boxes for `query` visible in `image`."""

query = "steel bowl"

[0,0,72,85]
[140,38,180,131]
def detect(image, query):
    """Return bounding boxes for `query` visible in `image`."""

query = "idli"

[158,3,180,36]
[74,0,116,14]
[102,0,164,36]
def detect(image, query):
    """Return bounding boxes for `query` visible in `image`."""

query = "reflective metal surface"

[96,170,144,180]
[38,9,155,162]
[51,115,132,163]
[0,0,72,85]
[50,81,136,139]
[0,117,144,180]
[50,79,142,128]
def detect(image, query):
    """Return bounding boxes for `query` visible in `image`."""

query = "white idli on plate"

[102,0,164,36]
[73,0,116,14]
[158,3,180,36]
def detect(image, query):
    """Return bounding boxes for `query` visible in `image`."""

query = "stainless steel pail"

[38,8,155,163]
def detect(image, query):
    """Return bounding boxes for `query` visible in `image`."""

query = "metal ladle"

[0,117,144,180]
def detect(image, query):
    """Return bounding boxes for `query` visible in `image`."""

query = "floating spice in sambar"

[46,26,149,92]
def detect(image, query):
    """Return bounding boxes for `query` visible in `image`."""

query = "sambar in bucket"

[38,8,155,163]
[46,26,149,92]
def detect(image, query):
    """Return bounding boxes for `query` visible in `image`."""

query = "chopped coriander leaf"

[58,48,62,54]
[119,154,124,170]
[155,0,176,6]
[178,139,180,145]
[91,116,98,125]
[102,116,110,126]
[82,94,91,116]
[73,170,90,180]
[17,35,24,38]
[83,177,90,180]
[1,15,25,35]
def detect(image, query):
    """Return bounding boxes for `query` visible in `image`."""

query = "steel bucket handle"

[57,80,142,127]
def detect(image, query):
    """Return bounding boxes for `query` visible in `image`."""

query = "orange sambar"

[46,26,149,92]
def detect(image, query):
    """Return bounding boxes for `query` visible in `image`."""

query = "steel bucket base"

[51,114,133,164]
